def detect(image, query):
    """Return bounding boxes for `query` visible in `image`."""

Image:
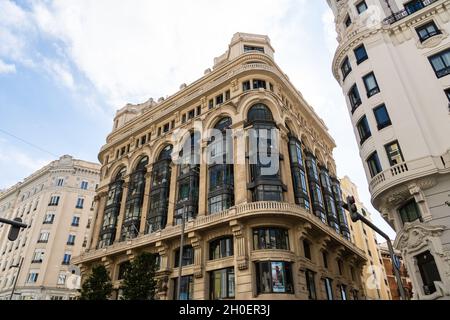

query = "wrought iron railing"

[383,0,439,25]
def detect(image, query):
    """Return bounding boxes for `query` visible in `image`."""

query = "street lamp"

[10,257,24,300]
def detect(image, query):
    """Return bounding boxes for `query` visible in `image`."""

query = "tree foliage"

[121,252,158,300]
[79,264,113,300]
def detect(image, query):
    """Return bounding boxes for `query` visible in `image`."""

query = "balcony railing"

[383,0,439,25]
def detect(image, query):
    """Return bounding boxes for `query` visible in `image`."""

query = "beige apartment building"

[340,176,392,300]
[0,155,100,300]
[327,0,450,299]
[74,33,369,300]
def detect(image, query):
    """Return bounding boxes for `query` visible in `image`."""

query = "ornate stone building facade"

[327,0,450,299]
[0,155,100,300]
[74,33,367,300]
[340,176,392,299]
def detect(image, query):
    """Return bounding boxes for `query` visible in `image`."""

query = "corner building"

[0,155,100,300]
[74,33,366,300]
[327,0,450,299]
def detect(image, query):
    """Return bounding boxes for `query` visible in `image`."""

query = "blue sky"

[0,0,396,239]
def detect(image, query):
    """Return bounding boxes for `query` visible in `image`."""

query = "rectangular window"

[26,272,39,283]
[174,246,194,267]
[188,109,195,120]
[373,104,392,130]
[225,90,231,101]
[385,140,405,166]
[340,284,348,300]
[62,253,71,265]
[80,181,88,190]
[356,1,368,14]
[49,196,60,206]
[56,178,64,187]
[38,231,50,243]
[163,123,170,133]
[323,252,328,269]
[363,72,380,97]
[416,21,440,42]
[253,228,290,250]
[341,57,352,80]
[429,49,450,78]
[354,44,368,64]
[209,237,234,260]
[348,84,362,112]
[71,216,80,227]
[445,88,450,102]
[210,268,235,300]
[243,81,251,91]
[367,151,382,178]
[209,99,214,109]
[158,127,161,136]
[216,94,224,105]
[196,106,201,116]
[43,213,55,224]
[173,275,194,300]
[244,45,264,53]
[399,200,422,224]
[324,278,333,300]
[305,270,317,300]
[32,250,44,263]
[76,198,84,209]
[171,120,175,130]
[303,240,311,260]
[416,250,441,295]
[181,114,186,123]
[57,273,66,285]
[67,235,76,246]
[357,115,372,145]
[405,0,425,15]
[255,261,294,294]
[253,79,267,90]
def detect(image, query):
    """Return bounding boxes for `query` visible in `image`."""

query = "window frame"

[356,115,372,145]
[429,48,450,78]
[373,104,392,130]
[367,151,382,178]
[354,44,368,65]
[416,21,441,42]
[363,72,380,98]
[384,140,405,167]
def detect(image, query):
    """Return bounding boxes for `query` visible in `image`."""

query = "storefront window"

[255,261,294,294]
[210,268,235,300]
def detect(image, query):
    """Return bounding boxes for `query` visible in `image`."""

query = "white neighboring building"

[0,155,100,300]
[327,0,450,299]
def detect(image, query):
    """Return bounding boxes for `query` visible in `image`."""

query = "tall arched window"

[98,167,126,248]
[208,117,234,214]
[121,157,148,240]
[147,145,173,233]
[175,132,200,225]
[319,167,340,233]
[331,178,351,240]
[288,135,310,210]
[247,104,284,202]
[305,153,327,223]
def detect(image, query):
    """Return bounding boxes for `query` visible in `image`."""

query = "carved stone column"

[115,176,130,242]
[230,220,248,270]
[166,163,178,226]
[280,131,295,204]
[90,190,108,250]
[198,140,208,217]
[140,165,153,234]
[233,123,248,205]
[408,183,433,222]
[189,232,203,278]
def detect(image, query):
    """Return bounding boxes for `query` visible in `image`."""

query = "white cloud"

[0,58,16,74]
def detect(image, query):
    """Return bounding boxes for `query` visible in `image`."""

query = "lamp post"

[10,257,24,300]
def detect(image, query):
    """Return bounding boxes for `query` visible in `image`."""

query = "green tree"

[121,252,158,300]
[79,264,113,300]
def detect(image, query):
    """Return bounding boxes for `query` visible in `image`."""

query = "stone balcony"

[73,201,365,265]
[369,154,449,203]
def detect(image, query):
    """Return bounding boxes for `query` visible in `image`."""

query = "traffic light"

[344,196,360,223]
[8,218,23,241]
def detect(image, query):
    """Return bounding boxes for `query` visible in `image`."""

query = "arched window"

[147,145,173,234]
[208,117,234,214]
[121,157,148,241]
[288,135,310,210]
[331,178,351,240]
[305,153,326,223]
[175,132,200,225]
[247,104,283,202]
[98,167,126,248]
